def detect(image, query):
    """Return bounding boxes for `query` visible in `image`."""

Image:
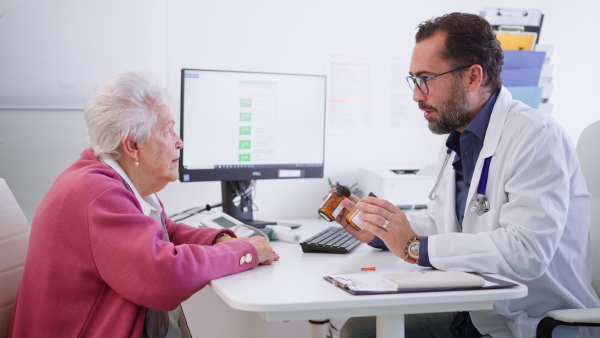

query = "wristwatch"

[213,232,233,244]
[404,236,420,264]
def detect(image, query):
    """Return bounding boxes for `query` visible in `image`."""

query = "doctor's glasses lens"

[406,76,429,94]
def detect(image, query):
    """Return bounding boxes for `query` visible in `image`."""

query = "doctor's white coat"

[407,87,600,338]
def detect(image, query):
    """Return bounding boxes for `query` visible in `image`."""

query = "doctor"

[337,12,600,338]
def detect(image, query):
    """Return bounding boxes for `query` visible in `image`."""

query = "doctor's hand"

[242,236,280,265]
[353,196,418,261]
[321,189,377,244]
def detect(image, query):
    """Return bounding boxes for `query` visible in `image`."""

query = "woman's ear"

[121,134,140,163]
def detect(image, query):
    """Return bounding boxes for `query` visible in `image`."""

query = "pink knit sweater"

[9,149,258,337]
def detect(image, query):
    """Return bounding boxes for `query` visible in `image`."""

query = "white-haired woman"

[9,71,279,338]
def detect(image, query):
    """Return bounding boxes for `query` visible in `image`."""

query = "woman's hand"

[242,236,280,265]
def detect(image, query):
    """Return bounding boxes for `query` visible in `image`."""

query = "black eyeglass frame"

[406,65,472,95]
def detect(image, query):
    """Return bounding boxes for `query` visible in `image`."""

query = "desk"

[209,218,528,338]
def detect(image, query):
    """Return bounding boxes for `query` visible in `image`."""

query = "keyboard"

[300,226,361,253]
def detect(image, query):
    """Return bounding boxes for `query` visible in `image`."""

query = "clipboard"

[481,7,544,44]
[324,272,518,295]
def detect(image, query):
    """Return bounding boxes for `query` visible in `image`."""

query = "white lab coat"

[408,87,600,338]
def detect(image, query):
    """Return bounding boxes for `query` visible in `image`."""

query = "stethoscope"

[428,149,492,216]
[469,156,492,216]
[428,149,453,201]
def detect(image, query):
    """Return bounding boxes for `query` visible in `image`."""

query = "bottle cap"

[335,185,351,198]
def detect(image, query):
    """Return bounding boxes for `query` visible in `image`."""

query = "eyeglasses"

[406,65,472,95]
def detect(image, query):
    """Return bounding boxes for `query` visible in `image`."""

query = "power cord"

[231,223,270,241]
[308,319,340,338]
[169,203,222,222]
[230,180,259,212]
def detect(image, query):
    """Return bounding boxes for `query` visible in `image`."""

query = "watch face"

[408,241,420,259]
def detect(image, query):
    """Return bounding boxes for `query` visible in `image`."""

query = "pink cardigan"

[9,149,259,337]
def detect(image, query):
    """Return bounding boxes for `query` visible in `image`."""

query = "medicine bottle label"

[350,210,365,229]
[331,203,344,219]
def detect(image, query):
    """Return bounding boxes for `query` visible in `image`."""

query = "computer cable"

[169,203,222,222]
[230,180,259,212]
[231,223,270,241]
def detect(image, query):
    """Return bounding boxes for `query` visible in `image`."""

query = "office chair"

[0,178,30,338]
[536,120,600,337]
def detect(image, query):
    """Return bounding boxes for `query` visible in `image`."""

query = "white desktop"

[198,218,527,338]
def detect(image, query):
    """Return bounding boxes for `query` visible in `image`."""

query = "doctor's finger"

[355,201,396,222]
[348,194,361,204]
[359,212,389,229]
[361,196,404,214]
[362,220,390,240]
[341,197,358,211]
[360,213,391,233]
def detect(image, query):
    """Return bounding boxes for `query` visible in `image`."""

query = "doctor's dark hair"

[415,12,504,93]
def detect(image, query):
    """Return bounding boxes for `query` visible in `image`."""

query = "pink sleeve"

[87,188,258,311]
[161,208,237,246]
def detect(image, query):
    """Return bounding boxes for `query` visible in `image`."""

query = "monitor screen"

[179,69,327,226]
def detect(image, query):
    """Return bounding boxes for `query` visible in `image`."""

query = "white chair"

[0,178,30,338]
[536,121,600,337]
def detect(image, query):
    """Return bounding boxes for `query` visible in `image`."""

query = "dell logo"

[252,171,261,176]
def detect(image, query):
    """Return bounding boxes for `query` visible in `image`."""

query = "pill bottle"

[345,192,377,231]
[318,185,351,222]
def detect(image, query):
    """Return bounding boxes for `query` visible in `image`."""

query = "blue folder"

[506,86,544,109]
[501,50,546,86]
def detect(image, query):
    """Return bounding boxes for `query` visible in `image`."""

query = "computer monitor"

[179,69,327,227]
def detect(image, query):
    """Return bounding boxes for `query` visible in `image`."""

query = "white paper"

[326,54,374,135]
[389,56,429,135]
[330,273,397,292]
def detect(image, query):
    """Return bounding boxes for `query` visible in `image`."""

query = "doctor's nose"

[412,86,427,102]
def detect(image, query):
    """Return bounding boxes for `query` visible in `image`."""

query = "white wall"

[1,1,600,337]
[2,0,599,223]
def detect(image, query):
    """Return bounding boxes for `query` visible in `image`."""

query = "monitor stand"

[221,180,276,228]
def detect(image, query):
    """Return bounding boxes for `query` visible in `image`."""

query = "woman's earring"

[135,162,140,166]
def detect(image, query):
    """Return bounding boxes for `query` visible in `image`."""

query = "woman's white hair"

[84,71,169,158]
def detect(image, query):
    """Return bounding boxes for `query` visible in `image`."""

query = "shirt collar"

[98,154,162,217]
[463,89,499,141]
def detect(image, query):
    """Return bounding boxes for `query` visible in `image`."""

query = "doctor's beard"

[421,79,472,135]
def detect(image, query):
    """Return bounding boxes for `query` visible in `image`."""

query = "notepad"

[382,271,485,290]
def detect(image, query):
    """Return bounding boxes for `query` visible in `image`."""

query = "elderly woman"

[9,71,279,337]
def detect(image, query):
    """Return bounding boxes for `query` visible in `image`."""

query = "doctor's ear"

[466,65,484,93]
